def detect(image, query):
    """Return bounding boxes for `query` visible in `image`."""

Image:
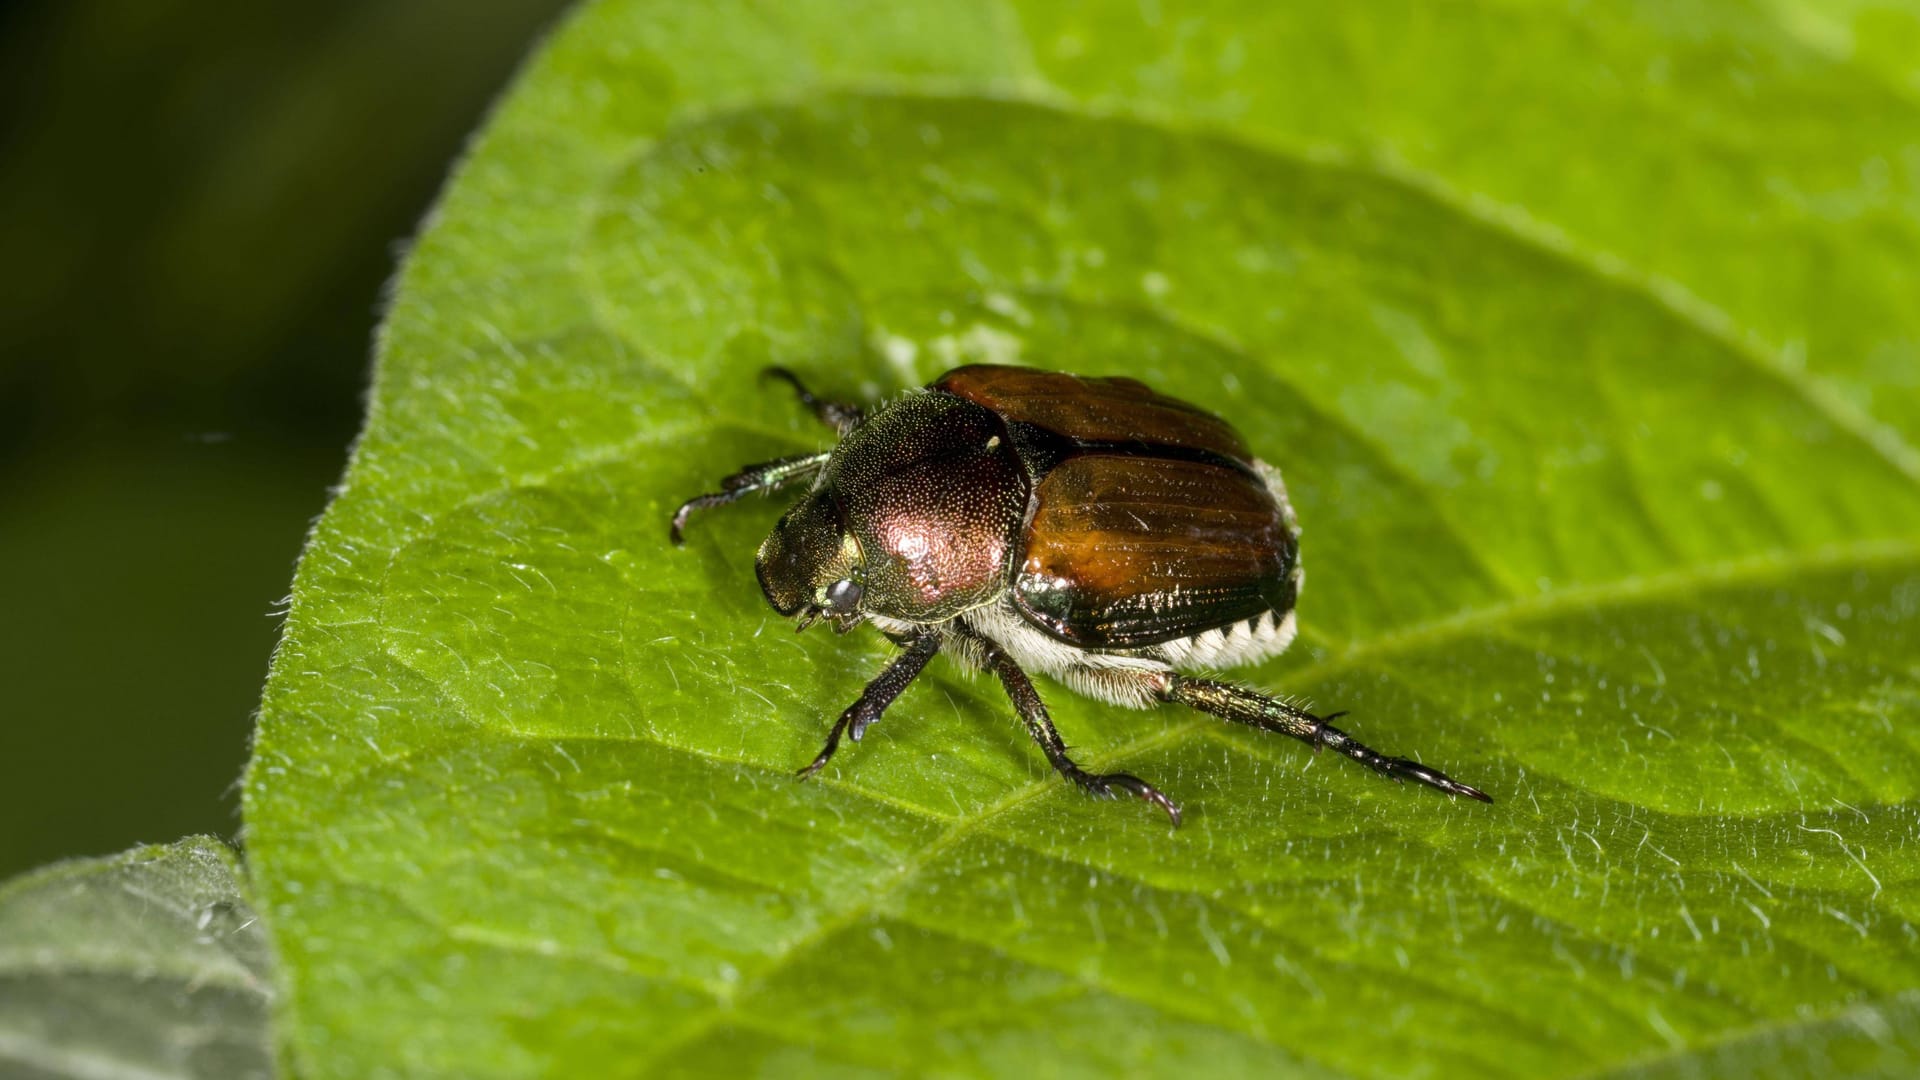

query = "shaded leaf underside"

[245,2,1920,1077]
[0,838,273,1080]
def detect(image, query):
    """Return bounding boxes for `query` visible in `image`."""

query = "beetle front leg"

[669,451,833,545]
[796,631,943,780]
[1166,675,1492,802]
[764,366,864,434]
[969,637,1181,826]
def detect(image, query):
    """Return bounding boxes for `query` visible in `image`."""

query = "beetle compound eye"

[824,577,863,613]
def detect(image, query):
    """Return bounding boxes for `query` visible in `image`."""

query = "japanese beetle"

[672,365,1490,824]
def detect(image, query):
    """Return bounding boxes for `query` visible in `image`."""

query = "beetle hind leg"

[1167,675,1491,803]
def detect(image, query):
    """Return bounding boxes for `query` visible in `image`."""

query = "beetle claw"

[1079,772,1183,827]
[1289,704,1492,803]
[667,498,700,546]
[1370,755,1493,803]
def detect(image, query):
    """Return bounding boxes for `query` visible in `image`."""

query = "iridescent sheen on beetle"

[671,365,1489,824]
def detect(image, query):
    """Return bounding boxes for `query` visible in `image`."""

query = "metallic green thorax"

[756,391,1028,624]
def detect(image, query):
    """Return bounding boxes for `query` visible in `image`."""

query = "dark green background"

[0,0,570,881]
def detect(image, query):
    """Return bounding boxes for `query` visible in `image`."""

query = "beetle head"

[755,490,866,633]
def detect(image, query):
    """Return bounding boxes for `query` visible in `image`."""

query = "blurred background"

[0,0,572,881]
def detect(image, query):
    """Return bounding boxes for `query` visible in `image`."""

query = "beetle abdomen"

[1152,606,1299,669]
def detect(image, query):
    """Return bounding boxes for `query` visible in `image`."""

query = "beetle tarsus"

[794,632,942,781]
[1167,675,1491,804]
[668,451,833,544]
[1069,769,1183,826]
[763,366,865,434]
[796,743,836,781]
[669,494,729,546]
[1349,749,1493,803]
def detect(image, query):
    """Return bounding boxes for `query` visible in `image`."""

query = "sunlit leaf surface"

[245,2,1920,1075]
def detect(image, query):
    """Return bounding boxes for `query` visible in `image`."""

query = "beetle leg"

[763,366,865,435]
[1166,676,1492,803]
[669,451,833,545]
[796,631,943,780]
[967,636,1182,826]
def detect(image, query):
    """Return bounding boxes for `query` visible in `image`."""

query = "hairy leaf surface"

[0,838,273,1079]
[245,2,1920,1076]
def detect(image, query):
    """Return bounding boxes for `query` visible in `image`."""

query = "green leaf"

[244,2,1920,1075]
[0,837,274,1079]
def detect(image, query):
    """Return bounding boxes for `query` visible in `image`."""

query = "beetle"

[671,364,1490,824]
